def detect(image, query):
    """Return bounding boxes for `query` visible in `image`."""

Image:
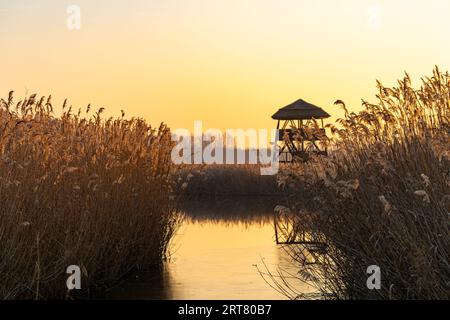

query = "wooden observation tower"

[272,99,330,162]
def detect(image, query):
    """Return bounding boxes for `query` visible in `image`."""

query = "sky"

[1,0,449,131]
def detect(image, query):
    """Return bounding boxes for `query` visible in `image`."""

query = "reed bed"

[174,164,281,198]
[279,67,449,299]
[0,92,178,299]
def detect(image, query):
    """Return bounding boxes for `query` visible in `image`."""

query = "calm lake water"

[104,199,315,300]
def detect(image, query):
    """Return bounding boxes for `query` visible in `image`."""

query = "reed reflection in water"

[104,198,315,300]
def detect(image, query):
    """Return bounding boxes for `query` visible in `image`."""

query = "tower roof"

[272,99,330,120]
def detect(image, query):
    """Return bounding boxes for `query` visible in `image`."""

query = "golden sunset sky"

[1,0,449,131]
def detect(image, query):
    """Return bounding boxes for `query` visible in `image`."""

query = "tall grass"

[0,92,178,299]
[282,67,449,299]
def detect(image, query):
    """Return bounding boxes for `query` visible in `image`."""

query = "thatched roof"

[272,99,330,120]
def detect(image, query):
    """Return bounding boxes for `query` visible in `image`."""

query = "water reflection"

[103,198,315,300]
[179,197,280,225]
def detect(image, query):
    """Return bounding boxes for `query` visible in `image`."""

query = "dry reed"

[278,67,449,299]
[0,92,178,299]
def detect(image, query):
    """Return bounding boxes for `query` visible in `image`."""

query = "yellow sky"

[1,0,449,131]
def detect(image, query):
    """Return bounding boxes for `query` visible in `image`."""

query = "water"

[104,199,315,300]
